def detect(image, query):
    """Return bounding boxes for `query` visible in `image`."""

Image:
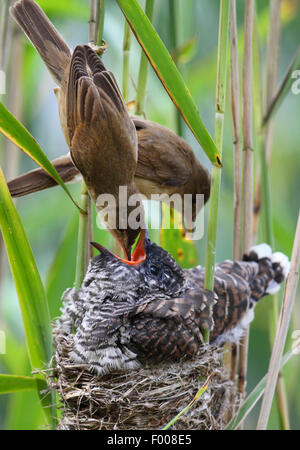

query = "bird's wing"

[67,45,137,183]
[132,117,193,187]
[128,289,216,362]
[74,295,142,343]
[185,261,255,343]
[7,154,79,197]
[67,45,126,141]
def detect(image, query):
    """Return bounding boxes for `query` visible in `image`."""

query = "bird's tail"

[10,0,71,85]
[243,243,290,303]
[7,154,80,198]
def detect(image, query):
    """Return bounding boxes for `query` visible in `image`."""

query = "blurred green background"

[0,0,299,429]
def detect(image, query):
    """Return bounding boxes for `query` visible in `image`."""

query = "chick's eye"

[149,264,160,276]
[160,269,171,284]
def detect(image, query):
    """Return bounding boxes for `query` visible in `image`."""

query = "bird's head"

[91,229,146,268]
[85,230,147,301]
[88,230,185,299]
[100,189,146,262]
[140,239,185,296]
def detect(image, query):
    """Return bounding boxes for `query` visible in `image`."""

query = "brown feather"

[67,45,138,203]
[10,0,71,85]
[7,154,79,197]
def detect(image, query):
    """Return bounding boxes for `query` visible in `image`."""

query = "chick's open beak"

[91,229,146,266]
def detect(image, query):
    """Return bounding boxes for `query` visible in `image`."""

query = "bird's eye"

[160,268,171,284]
[149,264,160,276]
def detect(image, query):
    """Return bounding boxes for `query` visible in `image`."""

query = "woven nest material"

[49,331,238,430]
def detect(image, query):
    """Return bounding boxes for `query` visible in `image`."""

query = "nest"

[49,331,238,430]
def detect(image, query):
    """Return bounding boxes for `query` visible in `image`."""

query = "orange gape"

[91,230,146,266]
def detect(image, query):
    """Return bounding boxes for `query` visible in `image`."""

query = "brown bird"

[57,239,290,374]
[66,44,144,259]
[7,117,210,226]
[10,0,144,260]
[9,0,210,234]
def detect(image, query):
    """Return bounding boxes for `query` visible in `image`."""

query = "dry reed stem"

[252,1,290,429]
[262,0,290,430]
[229,0,242,262]
[122,20,131,103]
[228,0,242,407]
[257,211,300,429]
[253,0,282,236]
[0,0,13,71]
[135,0,155,116]
[238,0,254,421]
[242,0,254,253]
[89,0,100,46]
[0,20,23,302]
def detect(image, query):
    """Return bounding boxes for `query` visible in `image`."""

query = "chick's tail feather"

[243,243,290,303]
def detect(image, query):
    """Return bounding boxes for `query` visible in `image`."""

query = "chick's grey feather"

[56,241,289,376]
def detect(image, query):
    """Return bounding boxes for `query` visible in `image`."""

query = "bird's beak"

[183,220,195,241]
[90,229,146,266]
[130,229,146,264]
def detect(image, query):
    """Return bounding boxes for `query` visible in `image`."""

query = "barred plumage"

[56,241,289,375]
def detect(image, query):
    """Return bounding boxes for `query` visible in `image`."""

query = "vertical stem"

[0,0,13,72]
[228,0,242,397]
[97,0,105,45]
[253,0,282,237]
[122,20,131,103]
[242,0,254,253]
[238,0,254,417]
[0,1,16,305]
[135,0,155,116]
[203,0,229,342]
[229,0,242,262]
[257,212,300,429]
[89,0,99,45]
[253,0,290,430]
[168,0,182,136]
[75,182,89,290]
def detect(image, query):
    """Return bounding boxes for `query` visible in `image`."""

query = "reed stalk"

[203,0,229,342]
[229,0,242,263]
[97,0,105,47]
[168,0,182,136]
[227,0,242,394]
[253,1,281,239]
[0,30,24,304]
[237,0,254,418]
[252,0,290,429]
[0,0,16,304]
[257,211,300,429]
[74,181,89,290]
[135,0,155,116]
[122,20,131,104]
[0,0,13,72]
[227,348,297,430]
[89,0,100,47]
